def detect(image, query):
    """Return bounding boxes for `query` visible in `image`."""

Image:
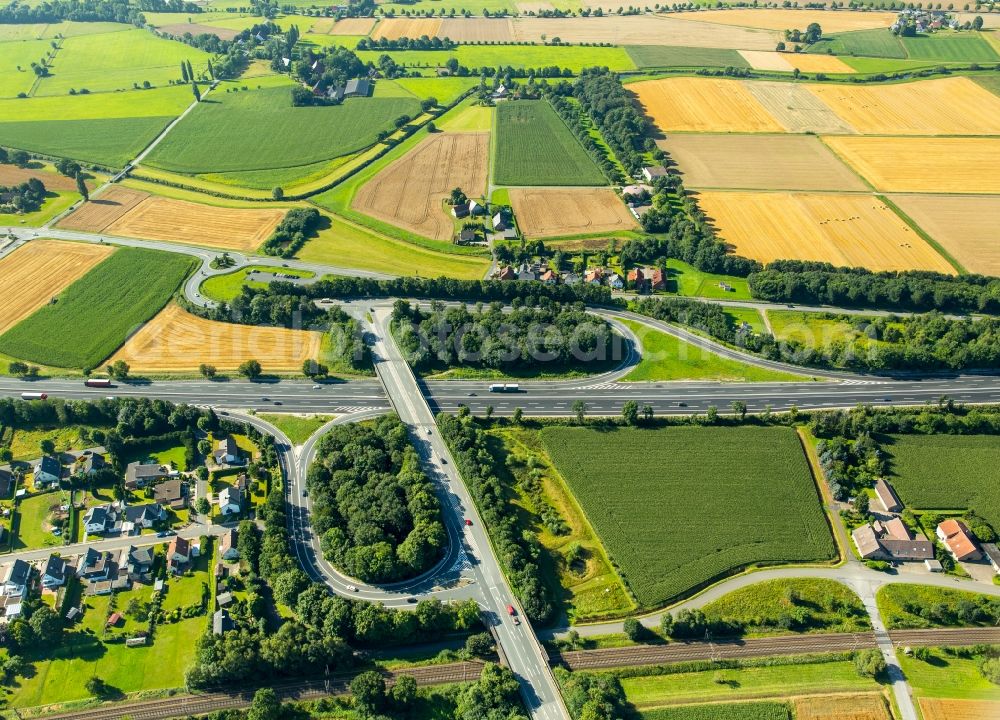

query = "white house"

[2,559,30,596]
[217,486,242,516]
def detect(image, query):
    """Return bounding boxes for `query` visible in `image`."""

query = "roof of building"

[4,559,30,587]
[883,517,912,541]
[643,165,667,178]
[938,519,979,558]
[344,77,370,96]
[982,542,1000,567]
[219,486,241,508]
[220,528,237,556]
[84,505,111,528]
[874,478,902,512]
[169,536,191,558]
[213,608,235,634]
[154,478,184,503]
[124,504,161,524]
[852,524,881,558]
[881,538,935,560]
[43,554,67,581]
[35,455,61,477]
[126,462,169,484]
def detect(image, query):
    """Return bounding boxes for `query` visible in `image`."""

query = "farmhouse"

[982,543,1000,574]
[497,266,516,281]
[852,519,934,561]
[641,166,668,182]
[33,456,62,487]
[41,554,69,589]
[125,462,172,490]
[936,519,982,562]
[451,202,469,219]
[153,478,187,510]
[874,478,902,513]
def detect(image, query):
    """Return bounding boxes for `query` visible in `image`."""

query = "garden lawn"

[9,614,204,708]
[900,647,1000,700]
[493,99,605,186]
[298,219,490,279]
[540,426,835,607]
[621,659,874,707]
[625,46,748,69]
[620,320,805,383]
[8,425,103,461]
[145,82,421,175]
[900,33,999,62]
[12,491,69,550]
[639,702,790,720]
[806,29,907,58]
[200,266,316,303]
[0,247,196,369]
[121,438,189,471]
[884,434,1000,529]
[259,413,333,445]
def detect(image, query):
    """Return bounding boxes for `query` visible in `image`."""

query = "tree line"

[260,208,322,257]
[308,415,446,584]
[392,299,616,373]
[357,35,457,51]
[548,91,624,184]
[572,68,649,177]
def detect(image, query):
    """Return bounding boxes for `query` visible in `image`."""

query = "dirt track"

[353,132,489,242]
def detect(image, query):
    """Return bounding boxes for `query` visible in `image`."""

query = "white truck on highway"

[20,392,48,400]
[489,383,520,393]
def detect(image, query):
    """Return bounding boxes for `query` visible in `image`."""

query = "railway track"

[891,627,1000,646]
[35,661,486,720]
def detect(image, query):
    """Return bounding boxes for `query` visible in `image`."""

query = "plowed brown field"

[0,166,79,191]
[509,187,637,238]
[807,76,1000,135]
[57,185,149,232]
[919,698,1000,720]
[674,8,895,33]
[106,304,322,373]
[0,239,115,335]
[794,693,891,720]
[696,190,954,273]
[371,18,442,40]
[513,15,779,48]
[889,194,1000,275]
[440,18,514,42]
[823,136,1000,194]
[632,77,784,133]
[352,132,489,242]
[104,195,285,251]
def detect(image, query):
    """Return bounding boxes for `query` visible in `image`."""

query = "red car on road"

[506,605,520,625]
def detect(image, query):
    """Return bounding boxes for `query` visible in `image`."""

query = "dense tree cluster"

[261,207,322,258]
[184,284,329,329]
[292,45,366,101]
[309,415,446,584]
[357,35,456,51]
[548,93,621,183]
[392,299,615,373]
[748,261,1000,314]
[438,412,555,622]
[0,178,46,214]
[573,68,649,176]
[557,670,629,720]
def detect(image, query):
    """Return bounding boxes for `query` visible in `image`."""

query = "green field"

[878,583,1000,630]
[258,413,333,445]
[640,702,790,720]
[391,75,480,104]
[622,659,875,708]
[842,56,955,72]
[806,29,907,58]
[620,320,805,383]
[900,647,1000,701]
[0,248,196,369]
[0,189,78,228]
[901,32,999,62]
[625,46,749,69]
[145,81,421,175]
[540,426,835,606]
[200,265,316,303]
[0,38,52,97]
[36,28,212,96]
[702,578,868,635]
[884,434,1000,528]
[494,99,604,186]
[977,74,1000,97]
[359,44,636,73]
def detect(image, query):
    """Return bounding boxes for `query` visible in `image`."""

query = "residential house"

[641,166,667,182]
[538,269,557,285]
[41,554,69,589]
[563,272,581,286]
[2,559,30,596]
[874,478,903,513]
[621,183,652,201]
[77,548,115,583]
[627,268,645,290]
[0,595,22,622]
[584,268,605,285]
[645,267,667,292]
[217,591,234,608]
[516,263,537,282]
[606,273,624,291]
[937,519,982,562]
[469,199,485,216]
[0,468,13,498]
[76,452,106,477]
[497,266,516,281]
[153,479,187,510]
[118,545,153,580]
[213,608,235,635]
[168,536,191,573]
[214,437,242,466]
[83,503,121,536]
[33,456,61,487]
[217,486,242,516]
[851,519,934,561]
[219,528,239,562]
[457,228,477,244]
[125,462,171,490]
[982,543,1000,574]
[492,212,509,232]
[122,503,165,534]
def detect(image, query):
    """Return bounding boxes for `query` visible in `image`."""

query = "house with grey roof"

[33,456,62,487]
[125,462,171,490]
[2,559,30,596]
[41,555,69,589]
[213,608,235,635]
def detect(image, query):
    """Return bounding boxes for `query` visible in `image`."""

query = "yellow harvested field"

[106,304,321,373]
[696,191,955,273]
[659,134,866,191]
[674,8,895,33]
[352,132,489,242]
[371,18,442,40]
[889,194,1000,276]
[739,50,795,71]
[327,18,376,35]
[57,185,148,232]
[807,76,1000,135]
[744,81,855,134]
[783,53,855,73]
[919,699,1000,720]
[823,136,1000,194]
[512,15,779,49]
[632,77,784,133]
[439,18,514,42]
[509,187,637,239]
[0,239,115,335]
[104,195,285,252]
[794,693,891,720]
